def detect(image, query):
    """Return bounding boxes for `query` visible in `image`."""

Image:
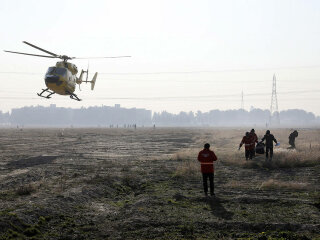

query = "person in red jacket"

[239,132,254,160]
[197,143,218,196]
[250,129,258,157]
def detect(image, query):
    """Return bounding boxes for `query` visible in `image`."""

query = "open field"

[0,128,319,239]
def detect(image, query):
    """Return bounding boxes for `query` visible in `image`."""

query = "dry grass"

[171,149,200,178]
[220,148,320,169]
[171,148,199,161]
[223,180,246,189]
[174,160,200,178]
[259,179,309,190]
[269,149,320,168]
[220,150,261,169]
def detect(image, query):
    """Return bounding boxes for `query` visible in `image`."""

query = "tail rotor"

[91,73,98,90]
[78,62,97,91]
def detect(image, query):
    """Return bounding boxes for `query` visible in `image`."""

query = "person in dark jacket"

[198,143,218,196]
[260,130,277,161]
[288,130,298,149]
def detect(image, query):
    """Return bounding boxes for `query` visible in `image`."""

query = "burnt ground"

[0,128,319,239]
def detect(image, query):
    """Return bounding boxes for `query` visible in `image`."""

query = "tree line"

[0,105,319,127]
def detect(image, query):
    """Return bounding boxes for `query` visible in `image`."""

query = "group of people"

[238,129,259,160]
[197,129,299,197]
[239,129,278,161]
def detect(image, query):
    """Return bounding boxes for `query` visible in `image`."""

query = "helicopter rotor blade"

[5,41,130,61]
[3,50,57,58]
[23,41,59,57]
[73,56,131,59]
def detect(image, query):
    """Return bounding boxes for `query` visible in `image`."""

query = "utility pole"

[241,90,244,110]
[270,74,280,126]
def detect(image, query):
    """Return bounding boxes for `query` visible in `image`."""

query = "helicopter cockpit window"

[55,67,67,76]
[46,67,56,75]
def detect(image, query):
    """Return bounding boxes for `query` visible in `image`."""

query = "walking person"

[288,130,298,149]
[260,130,278,161]
[198,143,218,197]
[250,129,258,157]
[239,132,255,160]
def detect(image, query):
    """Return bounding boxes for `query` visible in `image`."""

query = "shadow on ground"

[6,155,58,168]
[196,196,234,220]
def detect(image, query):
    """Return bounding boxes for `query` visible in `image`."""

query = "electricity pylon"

[270,74,280,126]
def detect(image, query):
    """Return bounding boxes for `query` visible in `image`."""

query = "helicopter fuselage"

[4,41,109,100]
[44,61,77,95]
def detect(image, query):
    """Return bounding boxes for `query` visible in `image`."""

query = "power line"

[96,77,317,83]
[98,65,320,75]
[1,89,319,100]
[1,64,320,76]
[0,97,319,104]
[1,76,320,88]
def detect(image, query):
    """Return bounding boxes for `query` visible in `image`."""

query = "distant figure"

[250,129,258,157]
[239,132,254,160]
[198,143,218,197]
[260,130,277,161]
[288,130,298,149]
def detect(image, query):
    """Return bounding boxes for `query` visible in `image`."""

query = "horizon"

[1,103,319,117]
[2,104,319,129]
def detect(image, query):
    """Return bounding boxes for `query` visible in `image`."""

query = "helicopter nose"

[45,75,60,83]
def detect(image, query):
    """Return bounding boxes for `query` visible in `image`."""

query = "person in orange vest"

[250,129,258,157]
[239,132,255,160]
[197,143,218,196]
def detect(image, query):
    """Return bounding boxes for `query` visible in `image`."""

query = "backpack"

[256,142,265,154]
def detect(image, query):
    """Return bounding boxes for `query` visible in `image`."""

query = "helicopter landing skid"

[69,92,82,101]
[37,88,55,99]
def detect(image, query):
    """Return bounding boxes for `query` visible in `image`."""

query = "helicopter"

[4,41,130,101]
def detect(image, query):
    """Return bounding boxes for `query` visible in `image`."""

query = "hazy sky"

[1,0,320,115]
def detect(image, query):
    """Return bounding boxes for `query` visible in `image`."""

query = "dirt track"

[0,128,319,239]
